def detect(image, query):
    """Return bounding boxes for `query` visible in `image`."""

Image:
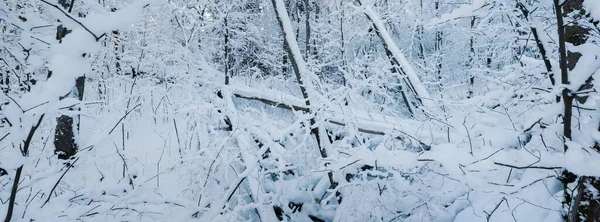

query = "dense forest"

[1,0,600,221]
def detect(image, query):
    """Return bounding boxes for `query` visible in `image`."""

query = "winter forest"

[1,0,600,221]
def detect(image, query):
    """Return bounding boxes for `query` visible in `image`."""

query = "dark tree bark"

[515,2,554,86]
[219,14,233,131]
[4,166,22,222]
[564,0,592,104]
[467,16,476,98]
[53,0,84,160]
[54,115,77,159]
[434,0,443,93]
[555,0,575,216]
[554,0,600,221]
[5,114,44,222]
[224,15,230,86]
[304,0,311,58]
[54,76,84,160]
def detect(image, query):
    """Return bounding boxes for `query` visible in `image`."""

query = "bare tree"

[554,0,600,221]
[356,0,432,113]
[270,0,340,207]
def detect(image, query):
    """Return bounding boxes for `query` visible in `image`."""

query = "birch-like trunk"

[357,1,432,110]
[270,0,339,204]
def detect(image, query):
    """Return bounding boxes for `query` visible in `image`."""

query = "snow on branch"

[358,1,433,110]
[39,0,106,41]
[231,86,430,151]
[426,0,490,26]
[270,0,315,107]
[39,0,154,41]
[583,0,600,27]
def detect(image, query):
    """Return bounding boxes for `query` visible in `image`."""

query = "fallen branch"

[108,104,141,134]
[232,93,430,150]
[42,157,80,208]
[39,0,106,41]
[494,162,561,170]
[234,93,309,112]
[484,197,507,221]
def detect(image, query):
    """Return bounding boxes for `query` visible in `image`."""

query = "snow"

[2,0,600,221]
[231,84,306,109]
[567,42,600,91]
[584,0,600,25]
[562,142,600,177]
[272,0,317,104]
[363,5,433,109]
[427,0,487,26]
[83,0,159,34]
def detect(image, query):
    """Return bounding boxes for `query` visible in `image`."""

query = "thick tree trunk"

[55,76,85,159]
[53,0,84,160]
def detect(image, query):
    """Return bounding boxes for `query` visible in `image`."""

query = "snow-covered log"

[231,86,430,150]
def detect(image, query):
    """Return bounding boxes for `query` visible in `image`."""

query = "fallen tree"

[230,85,430,151]
[357,0,433,112]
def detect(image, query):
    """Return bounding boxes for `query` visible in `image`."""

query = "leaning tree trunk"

[554,0,600,221]
[270,0,340,205]
[515,1,555,86]
[357,0,432,111]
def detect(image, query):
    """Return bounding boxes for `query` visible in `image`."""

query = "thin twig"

[108,104,141,134]
[0,133,9,143]
[470,148,503,165]
[5,94,23,112]
[23,101,49,113]
[41,157,80,208]
[494,162,561,170]
[173,119,182,159]
[484,197,507,221]
[38,0,106,41]
[463,118,473,156]
[198,135,233,206]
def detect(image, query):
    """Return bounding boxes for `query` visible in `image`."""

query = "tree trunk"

[270,0,340,205]
[339,2,346,86]
[515,2,555,86]
[304,0,310,59]
[55,76,84,160]
[53,0,84,160]
[224,15,230,86]
[434,1,443,93]
[357,0,432,110]
[554,0,600,221]
[467,16,476,98]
